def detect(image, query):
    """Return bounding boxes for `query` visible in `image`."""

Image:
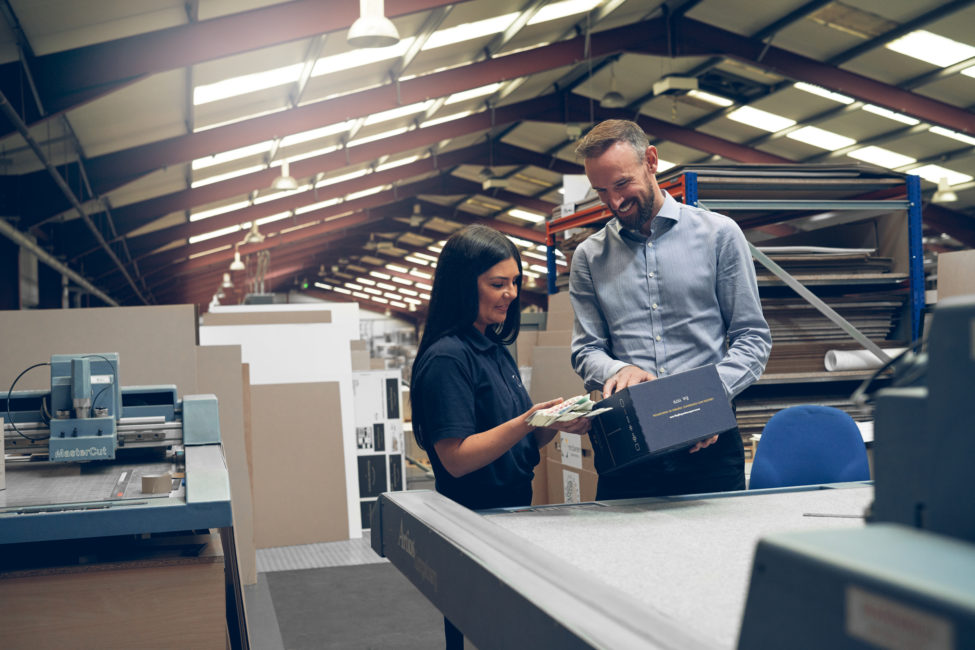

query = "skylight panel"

[861,104,920,126]
[686,89,734,107]
[793,82,855,105]
[375,155,421,172]
[345,185,389,201]
[929,126,975,147]
[296,197,343,215]
[190,200,251,222]
[364,100,435,126]
[194,63,304,105]
[963,66,975,79]
[192,141,273,170]
[311,38,414,78]
[727,106,796,132]
[347,127,410,147]
[254,186,311,205]
[422,111,474,128]
[316,168,371,188]
[885,30,975,67]
[847,146,916,169]
[787,126,857,151]
[189,223,242,244]
[529,0,602,24]
[280,122,352,147]
[446,83,503,105]
[191,165,266,188]
[423,14,518,50]
[909,164,973,186]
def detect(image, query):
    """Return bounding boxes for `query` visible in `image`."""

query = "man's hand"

[603,365,655,398]
[689,435,719,454]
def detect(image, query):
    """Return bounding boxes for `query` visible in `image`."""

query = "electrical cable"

[5,362,51,442]
[850,337,927,406]
[84,354,118,416]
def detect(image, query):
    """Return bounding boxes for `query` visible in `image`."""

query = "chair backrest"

[749,404,870,490]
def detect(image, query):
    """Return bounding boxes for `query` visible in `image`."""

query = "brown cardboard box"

[546,291,575,331]
[547,291,573,317]
[937,249,975,301]
[550,432,596,472]
[515,329,539,368]
[529,346,587,403]
[350,340,371,371]
[537,330,572,347]
[545,458,598,503]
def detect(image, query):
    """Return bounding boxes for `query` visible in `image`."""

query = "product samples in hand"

[589,364,736,475]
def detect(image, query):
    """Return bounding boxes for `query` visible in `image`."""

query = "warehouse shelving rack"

[544,164,925,443]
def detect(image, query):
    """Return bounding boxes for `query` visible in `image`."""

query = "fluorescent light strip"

[413,252,438,261]
[376,282,397,291]
[356,277,377,286]
[404,256,429,265]
[793,82,855,105]
[409,269,432,279]
[333,287,352,295]
[445,83,503,105]
[929,126,975,147]
[391,277,413,286]
[398,287,418,296]
[847,146,916,169]
[908,164,973,186]
[311,39,414,79]
[188,244,231,259]
[727,106,796,132]
[415,282,433,291]
[386,264,408,273]
[423,13,518,50]
[369,271,391,280]
[885,30,975,67]
[390,301,408,309]
[787,126,857,151]
[314,282,333,290]
[363,287,383,296]
[316,168,371,188]
[345,185,389,201]
[862,104,920,126]
[372,297,389,304]
[686,89,734,107]
[529,0,601,24]
[352,291,370,300]
[508,208,546,224]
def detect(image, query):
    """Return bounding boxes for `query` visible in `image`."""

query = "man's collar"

[614,190,680,241]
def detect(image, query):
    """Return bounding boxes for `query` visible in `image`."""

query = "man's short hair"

[574,119,649,160]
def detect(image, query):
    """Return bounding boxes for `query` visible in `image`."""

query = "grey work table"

[372,484,872,649]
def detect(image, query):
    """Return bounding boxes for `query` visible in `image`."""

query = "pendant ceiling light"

[271,160,298,191]
[600,62,626,109]
[348,0,400,49]
[932,177,958,204]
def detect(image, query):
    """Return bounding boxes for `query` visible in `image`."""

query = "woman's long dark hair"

[409,224,523,449]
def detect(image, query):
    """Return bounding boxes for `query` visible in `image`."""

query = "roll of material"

[824,348,907,372]
[142,473,173,494]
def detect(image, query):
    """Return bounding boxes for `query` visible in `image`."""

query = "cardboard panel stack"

[528,291,599,504]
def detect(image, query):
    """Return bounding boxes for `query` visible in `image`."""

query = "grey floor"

[243,475,452,650]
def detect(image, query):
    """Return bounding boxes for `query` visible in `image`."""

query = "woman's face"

[473,256,520,333]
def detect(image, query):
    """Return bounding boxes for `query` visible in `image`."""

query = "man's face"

[584,141,660,234]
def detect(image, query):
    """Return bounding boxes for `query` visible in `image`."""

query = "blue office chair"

[749,404,870,490]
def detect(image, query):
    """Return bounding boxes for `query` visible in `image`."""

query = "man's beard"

[615,192,655,234]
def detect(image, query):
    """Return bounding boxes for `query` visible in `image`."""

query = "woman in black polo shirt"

[410,224,589,649]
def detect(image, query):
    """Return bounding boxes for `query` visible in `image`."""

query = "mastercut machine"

[1,352,232,545]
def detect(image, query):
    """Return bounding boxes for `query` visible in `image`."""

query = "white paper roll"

[824,348,907,372]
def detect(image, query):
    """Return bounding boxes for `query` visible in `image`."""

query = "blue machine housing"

[48,353,121,461]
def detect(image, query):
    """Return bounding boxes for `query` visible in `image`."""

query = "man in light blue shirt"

[569,119,771,499]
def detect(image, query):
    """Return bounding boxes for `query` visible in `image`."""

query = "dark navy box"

[589,364,736,475]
